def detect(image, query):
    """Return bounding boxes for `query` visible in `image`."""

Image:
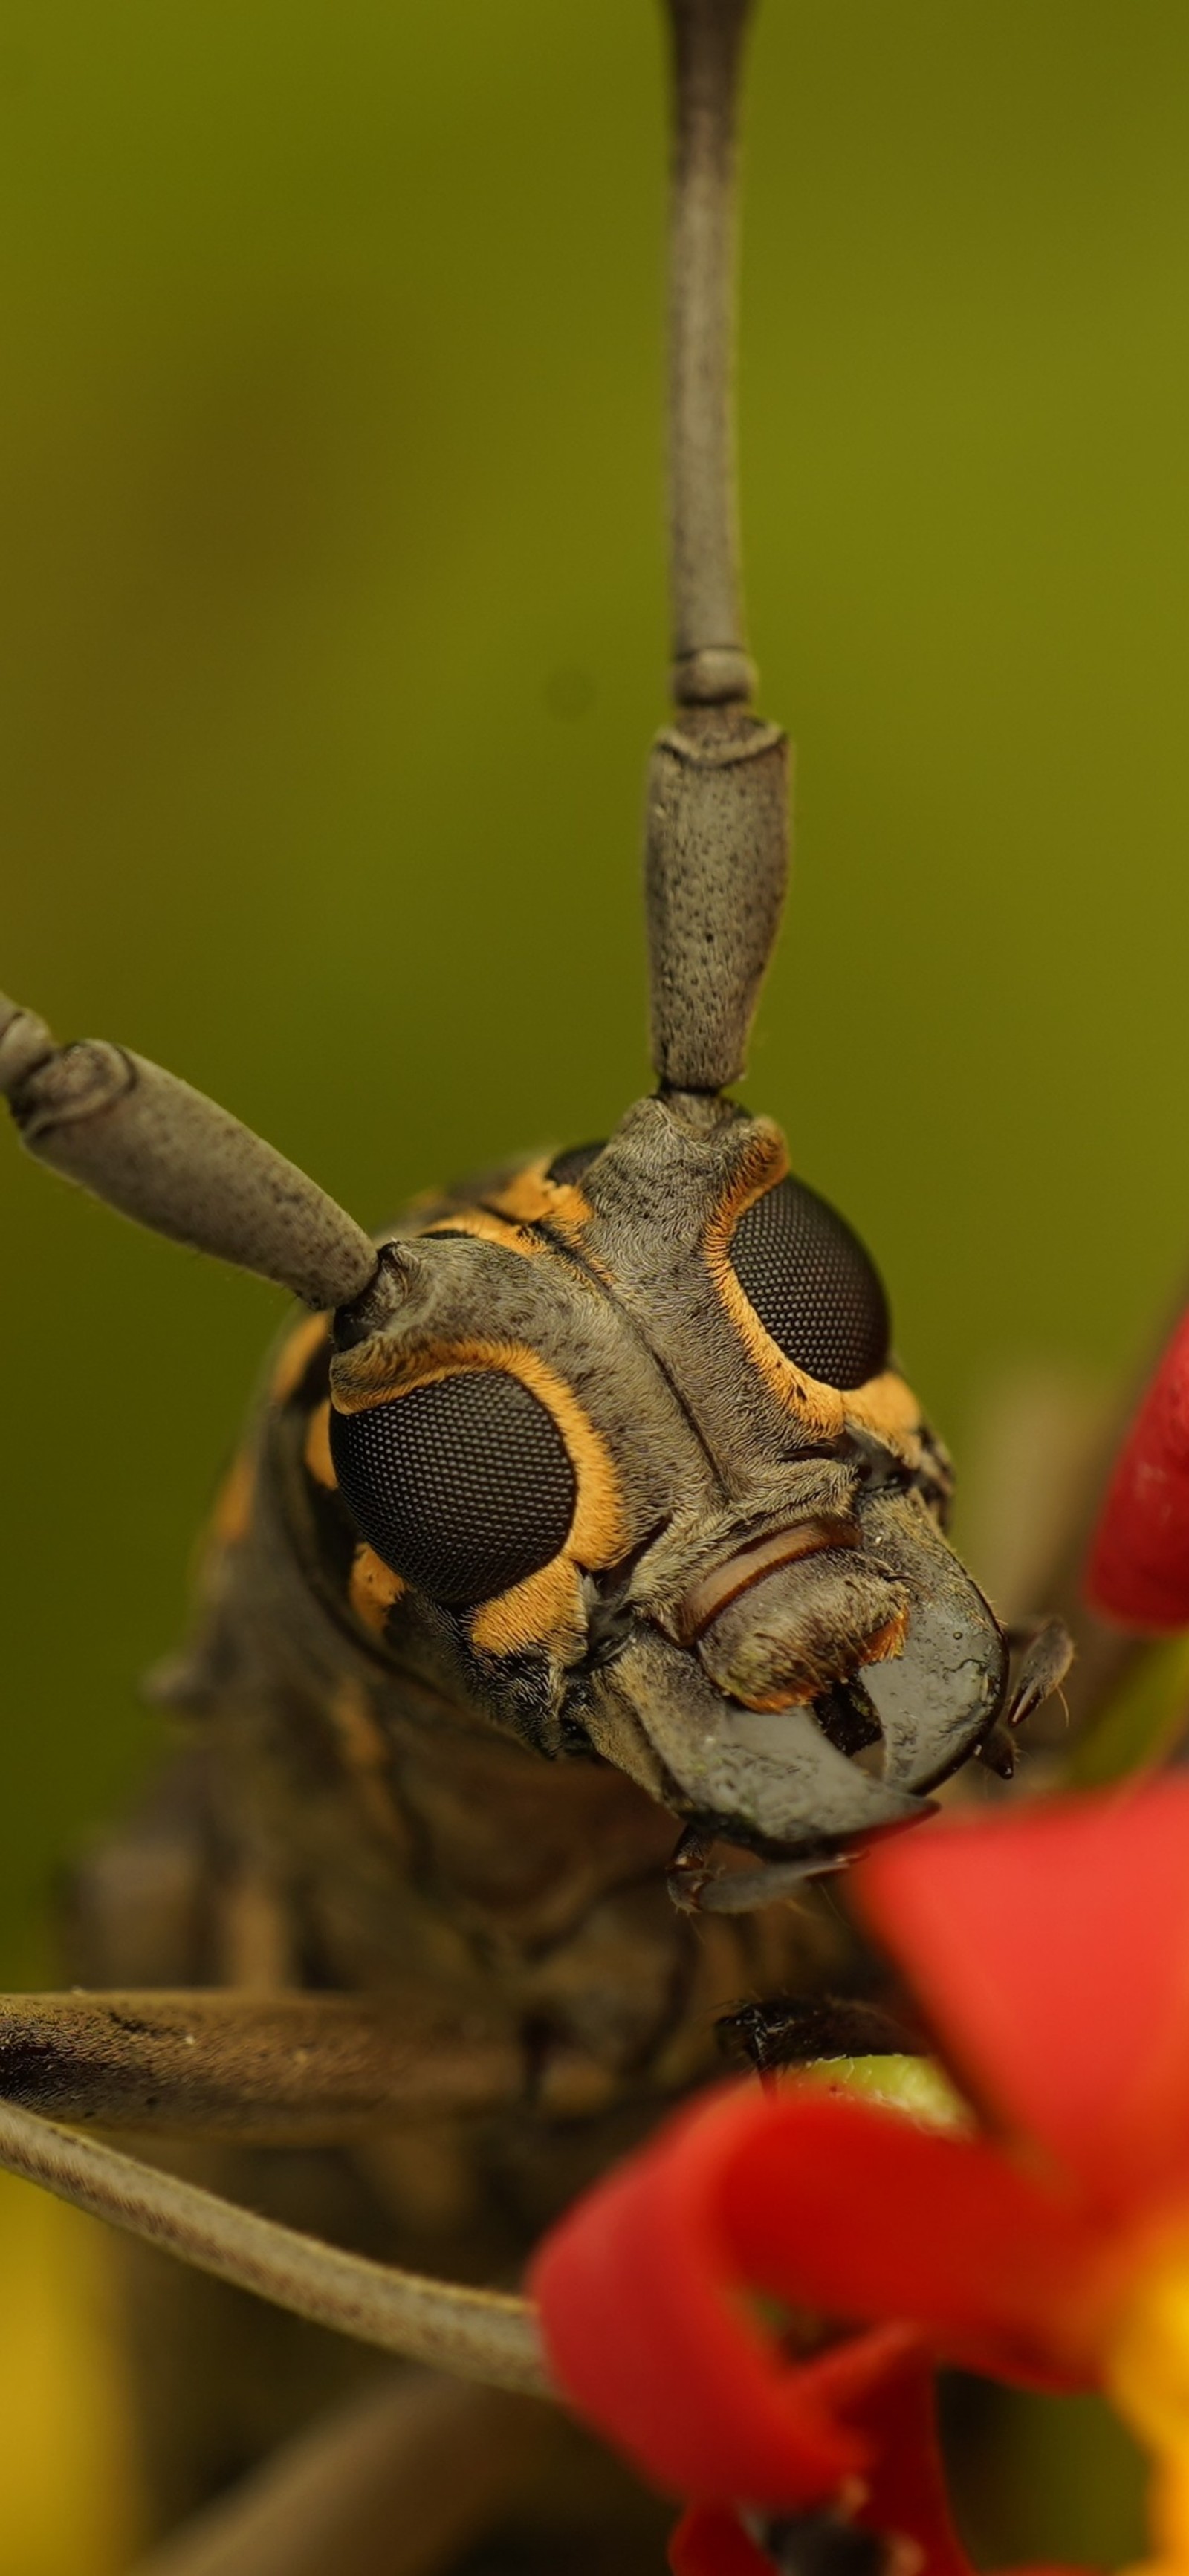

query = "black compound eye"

[728,1177,890,1389]
[330,1369,577,1606]
[545,1140,606,1187]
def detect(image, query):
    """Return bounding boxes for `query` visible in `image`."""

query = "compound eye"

[545,1141,605,1186]
[331,1369,577,1605]
[728,1177,890,1389]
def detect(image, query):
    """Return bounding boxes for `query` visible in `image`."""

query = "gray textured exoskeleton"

[0,4,1069,2570]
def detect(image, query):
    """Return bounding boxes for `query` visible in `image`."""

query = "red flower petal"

[532,2075,1107,2507]
[714,2088,1108,2385]
[830,2340,971,2576]
[1085,1311,1189,1627]
[669,2348,973,2576]
[855,1779,1189,2216]
[670,2505,774,2576]
[531,2086,921,2502]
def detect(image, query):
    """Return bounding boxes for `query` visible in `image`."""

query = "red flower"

[665,2338,979,2576]
[531,1779,1189,2575]
[1086,1310,1189,1628]
[667,2342,971,2576]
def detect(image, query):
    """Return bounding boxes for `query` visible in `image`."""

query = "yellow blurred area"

[0,2178,140,2575]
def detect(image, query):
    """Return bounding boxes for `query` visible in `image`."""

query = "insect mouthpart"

[693,1540,910,1716]
[673,1514,862,1643]
[591,1482,1010,1912]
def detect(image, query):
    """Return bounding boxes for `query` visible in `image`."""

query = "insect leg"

[0,2102,548,2396]
[0,1991,525,2142]
[715,1993,919,2078]
[126,2371,551,2576]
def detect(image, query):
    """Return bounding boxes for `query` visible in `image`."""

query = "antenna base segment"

[644,714,789,1092]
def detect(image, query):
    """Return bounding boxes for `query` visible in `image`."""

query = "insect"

[0,2,1074,2568]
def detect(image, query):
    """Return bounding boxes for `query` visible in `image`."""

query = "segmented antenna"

[0,993,389,1313]
[667,0,753,711]
[646,0,789,1096]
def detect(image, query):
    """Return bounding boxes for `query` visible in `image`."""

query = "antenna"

[645,0,789,1097]
[667,0,754,710]
[0,994,388,1314]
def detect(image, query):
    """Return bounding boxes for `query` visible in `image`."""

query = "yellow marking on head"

[843,1372,927,1460]
[470,1558,586,1658]
[210,1449,256,1548]
[332,1335,626,1658]
[418,1208,543,1259]
[703,1126,928,1470]
[270,1311,330,1404]
[349,1544,406,1635]
[703,1123,842,1434]
[303,1399,337,1490]
[485,1156,594,1236]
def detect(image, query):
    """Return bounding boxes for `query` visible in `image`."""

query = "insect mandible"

[0,1,1074,2564]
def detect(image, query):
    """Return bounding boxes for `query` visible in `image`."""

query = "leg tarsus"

[716,1993,919,2078]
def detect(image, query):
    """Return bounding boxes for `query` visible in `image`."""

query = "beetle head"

[326,1090,1008,1900]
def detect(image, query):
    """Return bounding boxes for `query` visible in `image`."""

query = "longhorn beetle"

[0,2,1072,2567]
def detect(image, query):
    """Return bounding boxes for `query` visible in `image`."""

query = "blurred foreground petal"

[855,1782,1189,2216]
[1086,1313,1189,1630]
[532,2083,915,2499]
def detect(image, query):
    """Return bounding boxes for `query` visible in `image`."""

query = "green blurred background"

[0,3,1187,2561]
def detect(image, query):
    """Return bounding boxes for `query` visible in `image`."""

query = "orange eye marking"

[210,1449,256,1548]
[484,1157,594,1236]
[703,1124,927,1467]
[270,1311,330,1404]
[470,1559,585,1658]
[349,1544,406,1635]
[843,1372,928,1456]
[418,1209,543,1259]
[704,1122,843,1430]
[303,1400,337,1490]
[332,1334,626,1656]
